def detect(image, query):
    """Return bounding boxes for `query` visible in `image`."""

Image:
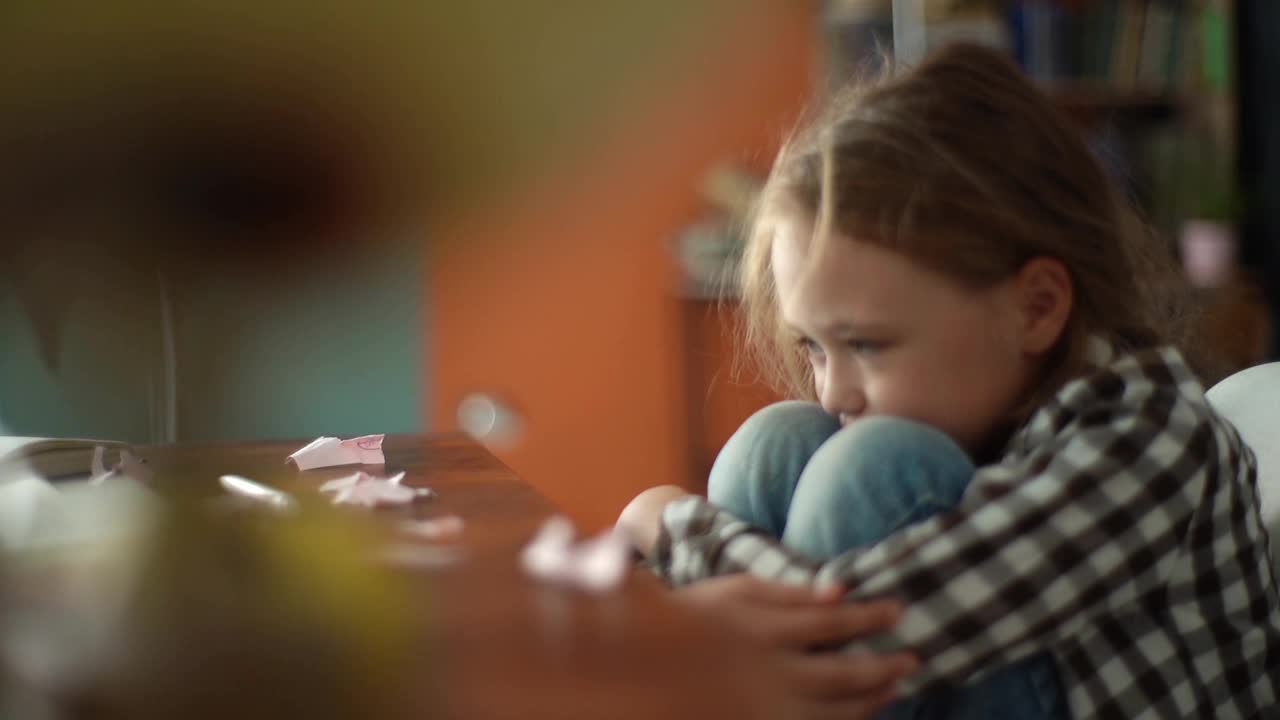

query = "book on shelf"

[1010,0,1198,96]
[0,436,131,480]
[1110,0,1146,89]
[1138,1,1178,88]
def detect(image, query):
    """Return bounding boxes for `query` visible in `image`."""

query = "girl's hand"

[615,485,692,555]
[674,574,918,720]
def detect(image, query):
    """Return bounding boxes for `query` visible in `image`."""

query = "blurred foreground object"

[0,0,757,370]
[0,0,756,228]
[0,469,423,719]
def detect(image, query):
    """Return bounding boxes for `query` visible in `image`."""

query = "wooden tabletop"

[137,433,772,719]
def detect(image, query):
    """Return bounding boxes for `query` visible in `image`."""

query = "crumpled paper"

[90,446,153,485]
[519,515,631,593]
[318,471,435,508]
[288,435,385,470]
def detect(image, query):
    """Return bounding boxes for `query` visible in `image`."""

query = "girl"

[618,44,1280,719]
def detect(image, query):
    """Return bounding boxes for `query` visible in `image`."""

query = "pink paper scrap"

[318,470,435,508]
[288,434,386,470]
[520,515,631,593]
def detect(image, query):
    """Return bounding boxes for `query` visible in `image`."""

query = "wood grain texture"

[139,434,771,719]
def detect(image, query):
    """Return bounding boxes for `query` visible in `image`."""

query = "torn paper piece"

[317,470,406,494]
[520,515,631,593]
[399,515,465,541]
[520,515,575,578]
[318,471,435,508]
[89,447,153,485]
[288,434,385,470]
[115,450,152,483]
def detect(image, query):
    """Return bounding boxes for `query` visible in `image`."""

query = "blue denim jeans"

[707,401,1069,720]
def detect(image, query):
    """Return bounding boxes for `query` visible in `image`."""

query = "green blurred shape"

[1201,4,1232,94]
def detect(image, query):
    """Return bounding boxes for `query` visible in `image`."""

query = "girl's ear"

[1015,257,1073,355]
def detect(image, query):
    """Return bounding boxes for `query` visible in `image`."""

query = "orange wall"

[429,3,817,529]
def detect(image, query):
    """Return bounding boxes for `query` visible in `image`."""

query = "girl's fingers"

[678,574,819,609]
[779,651,919,699]
[765,600,903,649]
[731,575,831,606]
[673,574,906,651]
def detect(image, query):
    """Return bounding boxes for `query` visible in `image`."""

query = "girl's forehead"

[772,223,887,307]
[770,217,992,324]
[770,213,868,279]
[769,216,831,300]
[767,211,824,264]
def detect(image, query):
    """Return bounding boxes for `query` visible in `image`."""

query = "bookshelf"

[824,0,1273,371]
[826,1,1234,208]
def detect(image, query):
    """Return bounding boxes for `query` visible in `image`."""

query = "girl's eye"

[797,337,824,356]
[847,339,887,355]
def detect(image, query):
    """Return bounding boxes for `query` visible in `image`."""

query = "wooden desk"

[137,433,770,719]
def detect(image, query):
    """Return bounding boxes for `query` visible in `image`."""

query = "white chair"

[1205,362,1280,571]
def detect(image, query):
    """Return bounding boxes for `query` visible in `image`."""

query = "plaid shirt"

[653,342,1280,719]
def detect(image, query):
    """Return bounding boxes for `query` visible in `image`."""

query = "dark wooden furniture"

[139,433,770,719]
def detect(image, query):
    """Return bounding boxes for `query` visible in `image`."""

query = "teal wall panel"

[0,241,425,443]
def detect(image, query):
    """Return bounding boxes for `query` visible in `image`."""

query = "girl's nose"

[820,365,866,422]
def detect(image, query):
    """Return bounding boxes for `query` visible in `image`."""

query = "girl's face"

[771,216,1044,457]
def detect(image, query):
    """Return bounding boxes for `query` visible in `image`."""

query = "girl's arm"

[616,484,691,554]
[651,380,1243,694]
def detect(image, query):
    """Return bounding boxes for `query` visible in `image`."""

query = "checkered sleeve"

[653,373,1210,694]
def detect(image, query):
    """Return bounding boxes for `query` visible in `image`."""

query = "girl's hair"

[738,43,1200,411]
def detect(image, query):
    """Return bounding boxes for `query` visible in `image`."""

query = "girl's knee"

[715,401,841,472]
[734,401,841,447]
[824,416,971,474]
[834,412,962,456]
[708,402,839,528]
[796,417,976,525]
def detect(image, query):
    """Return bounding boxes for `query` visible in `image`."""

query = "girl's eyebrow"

[786,320,895,336]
